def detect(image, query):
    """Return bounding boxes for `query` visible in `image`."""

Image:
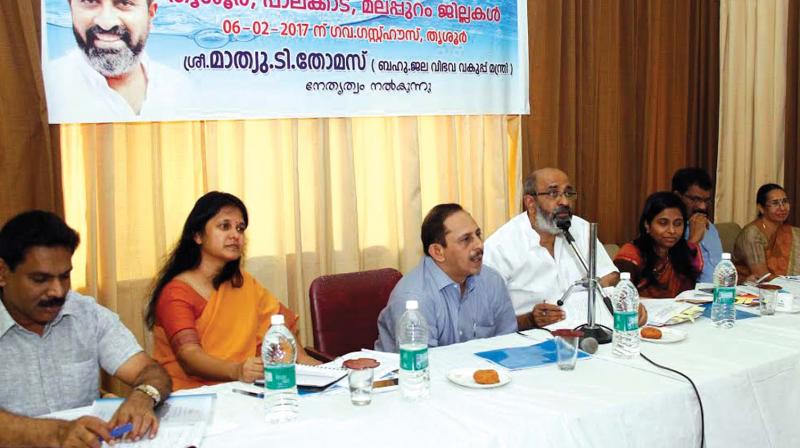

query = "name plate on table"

[475,339,590,370]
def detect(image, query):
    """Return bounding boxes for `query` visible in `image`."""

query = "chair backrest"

[715,222,742,254]
[308,268,402,358]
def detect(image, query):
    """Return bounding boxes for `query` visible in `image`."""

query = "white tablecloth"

[54,302,800,448]
[190,302,800,448]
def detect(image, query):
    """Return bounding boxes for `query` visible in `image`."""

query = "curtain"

[785,0,799,226]
[716,0,789,226]
[60,117,521,353]
[0,0,62,219]
[522,0,720,246]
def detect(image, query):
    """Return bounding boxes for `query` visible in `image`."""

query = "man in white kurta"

[484,168,645,331]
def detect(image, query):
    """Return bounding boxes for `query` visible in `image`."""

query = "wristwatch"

[134,384,162,407]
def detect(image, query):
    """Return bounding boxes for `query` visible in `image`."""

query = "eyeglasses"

[682,194,713,206]
[765,198,791,208]
[532,190,578,200]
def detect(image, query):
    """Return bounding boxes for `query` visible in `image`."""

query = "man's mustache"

[38,296,66,308]
[85,24,133,49]
[553,205,572,217]
[469,248,484,262]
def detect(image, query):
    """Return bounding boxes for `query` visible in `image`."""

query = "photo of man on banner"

[45,0,191,123]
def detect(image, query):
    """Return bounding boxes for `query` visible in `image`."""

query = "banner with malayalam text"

[42,0,529,123]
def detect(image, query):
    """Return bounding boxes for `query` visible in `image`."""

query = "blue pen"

[109,423,133,439]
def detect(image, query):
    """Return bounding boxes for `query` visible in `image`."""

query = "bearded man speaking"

[483,168,646,331]
[45,0,189,122]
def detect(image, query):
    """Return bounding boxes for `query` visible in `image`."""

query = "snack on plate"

[473,369,500,385]
[640,327,663,339]
[342,358,380,369]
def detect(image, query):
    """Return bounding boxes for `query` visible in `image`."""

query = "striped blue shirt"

[376,256,517,352]
[686,223,723,283]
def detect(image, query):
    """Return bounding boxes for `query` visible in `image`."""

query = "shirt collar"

[423,256,477,293]
[515,212,544,249]
[0,290,77,338]
[0,294,16,338]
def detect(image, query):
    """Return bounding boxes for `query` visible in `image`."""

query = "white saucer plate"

[640,327,687,344]
[447,368,511,389]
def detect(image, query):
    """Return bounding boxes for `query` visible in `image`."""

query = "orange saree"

[153,272,298,391]
[734,222,800,279]
[613,242,703,298]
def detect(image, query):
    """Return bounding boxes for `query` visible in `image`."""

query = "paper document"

[474,339,590,370]
[92,393,215,448]
[643,300,703,326]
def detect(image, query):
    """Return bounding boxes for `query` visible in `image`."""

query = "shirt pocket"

[473,322,497,339]
[59,359,100,409]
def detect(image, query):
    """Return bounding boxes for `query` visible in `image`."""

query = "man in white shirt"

[45,0,191,123]
[484,168,646,330]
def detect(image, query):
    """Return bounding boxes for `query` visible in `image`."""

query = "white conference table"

[55,299,800,448]
[190,300,800,448]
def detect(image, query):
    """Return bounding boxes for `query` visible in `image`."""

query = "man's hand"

[237,356,264,383]
[57,416,112,448]
[532,303,566,327]
[687,213,709,244]
[109,392,158,442]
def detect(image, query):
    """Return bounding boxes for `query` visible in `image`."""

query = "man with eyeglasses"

[483,168,644,331]
[672,168,723,283]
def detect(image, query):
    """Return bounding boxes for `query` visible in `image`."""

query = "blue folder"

[474,339,590,370]
[700,303,759,320]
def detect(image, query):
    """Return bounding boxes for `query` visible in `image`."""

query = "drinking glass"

[555,335,580,371]
[348,367,374,406]
[758,284,780,316]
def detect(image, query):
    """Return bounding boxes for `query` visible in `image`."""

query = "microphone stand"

[558,221,613,345]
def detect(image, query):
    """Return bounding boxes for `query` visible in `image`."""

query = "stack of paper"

[643,300,704,326]
[93,393,215,448]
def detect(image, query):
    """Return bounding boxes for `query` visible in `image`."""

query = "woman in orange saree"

[146,191,319,391]
[734,184,800,282]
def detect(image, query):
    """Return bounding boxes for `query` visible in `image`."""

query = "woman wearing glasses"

[734,183,800,281]
[613,192,703,298]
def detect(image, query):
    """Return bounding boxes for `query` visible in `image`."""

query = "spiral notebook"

[255,363,347,389]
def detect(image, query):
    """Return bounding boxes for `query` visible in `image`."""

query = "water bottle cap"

[405,300,419,310]
[270,314,285,325]
[721,253,731,260]
[620,272,630,280]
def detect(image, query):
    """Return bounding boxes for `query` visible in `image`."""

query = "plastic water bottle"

[397,300,430,400]
[262,314,298,423]
[612,272,640,358]
[711,253,738,328]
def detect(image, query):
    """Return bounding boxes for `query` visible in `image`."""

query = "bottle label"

[613,311,638,332]
[713,286,736,305]
[265,364,296,390]
[399,346,429,371]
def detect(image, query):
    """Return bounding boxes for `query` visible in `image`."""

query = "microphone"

[556,215,575,243]
[579,337,599,354]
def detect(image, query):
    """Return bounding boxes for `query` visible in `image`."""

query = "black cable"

[640,353,705,448]
[516,327,553,338]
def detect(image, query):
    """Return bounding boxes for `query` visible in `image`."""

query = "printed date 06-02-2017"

[222,19,311,37]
